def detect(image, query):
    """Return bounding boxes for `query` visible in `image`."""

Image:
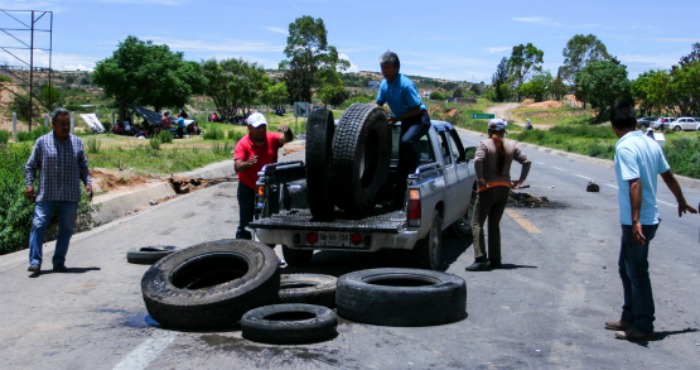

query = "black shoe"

[28,264,40,272]
[53,264,68,273]
[465,259,491,271]
[489,259,502,268]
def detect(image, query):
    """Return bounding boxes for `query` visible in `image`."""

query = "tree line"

[489,35,700,120]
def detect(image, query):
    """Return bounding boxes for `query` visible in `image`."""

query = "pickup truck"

[249,104,477,270]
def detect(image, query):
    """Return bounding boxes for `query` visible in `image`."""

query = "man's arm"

[277,125,293,145]
[628,178,645,244]
[660,170,698,217]
[388,105,422,124]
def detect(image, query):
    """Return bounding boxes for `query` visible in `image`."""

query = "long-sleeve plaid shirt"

[24,132,91,202]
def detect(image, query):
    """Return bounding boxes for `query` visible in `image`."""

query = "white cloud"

[146,36,284,54]
[652,37,699,44]
[266,27,288,35]
[339,53,359,73]
[484,46,511,54]
[512,16,561,26]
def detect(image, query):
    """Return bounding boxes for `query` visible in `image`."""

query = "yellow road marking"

[505,209,542,234]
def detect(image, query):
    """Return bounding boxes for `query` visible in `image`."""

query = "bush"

[17,126,51,142]
[211,142,232,156]
[203,125,224,140]
[665,137,700,178]
[0,130,10,144]
[157,129,173,144]
[149,137,161,150]
[0,144,34,254]
[87,137,100,154]
[228,130,244,142]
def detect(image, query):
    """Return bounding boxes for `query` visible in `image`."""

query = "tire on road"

[415,209,443,270]
[126,245,177,265]
[336,268,467,326]
[141,239,280,330]
[306,108,336,220]
[279,273,337,308]
[331,103,391,215]
[241,303,338,344]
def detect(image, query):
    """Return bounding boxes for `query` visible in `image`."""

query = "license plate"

[316,231,350,246]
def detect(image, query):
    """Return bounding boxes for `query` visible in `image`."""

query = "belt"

[478,181,511,192]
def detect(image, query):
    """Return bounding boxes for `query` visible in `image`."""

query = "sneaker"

[27,264,40,272]
[53,264,68,273]
[465,259,491,271]
[605,320,631,331]
[615,328,654,341]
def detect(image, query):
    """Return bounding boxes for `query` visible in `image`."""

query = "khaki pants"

[471,186,510,261]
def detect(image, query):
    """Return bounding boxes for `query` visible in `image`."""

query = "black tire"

[241,303,338,344]
[673,125,681,131]
[306,109,336,220]
[415,209,443,270]
[282,245,313,267]
[141,239,279,330]
[336,268,467,326]
[279,273,337,308]
[449,184,477,238]
[331,103,391,215]
[126,245,177,265]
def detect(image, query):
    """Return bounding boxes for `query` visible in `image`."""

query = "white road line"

[113,331,178,370]
[574,174,593,181]
[603,184,618,189]
[553,166,567,172]
[535,161,546,165]
[658,199,675,207]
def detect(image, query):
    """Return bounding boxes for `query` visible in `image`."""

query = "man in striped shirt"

[25,108,93,274]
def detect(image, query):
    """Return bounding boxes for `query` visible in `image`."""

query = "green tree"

[279,16,349,103]
[507,43,544,99]
[679,42,700,66]
[201,58,270,119]
[92,36,204,122]
[453,87,463,98]
[518,71,553,102]
[550,73,569,100]
[574,60,631,120]
[491,57,509,102]
[670,62,700,116]
[560,34,611,84]
[261,82,290,109]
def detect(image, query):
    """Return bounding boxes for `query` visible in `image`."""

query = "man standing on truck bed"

[233,112,293,240]
[376,51,432,208]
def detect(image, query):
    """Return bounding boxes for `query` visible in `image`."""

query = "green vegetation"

[0,144,35,254]
[0,130,9,144]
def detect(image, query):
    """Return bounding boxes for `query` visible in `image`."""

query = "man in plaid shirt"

[25,108,93,274]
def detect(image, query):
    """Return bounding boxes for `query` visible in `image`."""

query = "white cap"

[247,112,267,128]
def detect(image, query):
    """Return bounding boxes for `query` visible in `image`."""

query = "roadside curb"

[90,160,235,227]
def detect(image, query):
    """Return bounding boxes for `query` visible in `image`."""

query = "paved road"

[1,129,699,369]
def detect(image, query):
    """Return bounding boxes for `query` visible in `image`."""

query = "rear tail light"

[351,232,363,245]
[256,185,264,197]
[306,232,318,245]
[407,189,421,227]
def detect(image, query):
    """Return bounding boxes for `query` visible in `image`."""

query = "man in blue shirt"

[25,108,93,275]
[376,51,431,207]
[606,103,696,341]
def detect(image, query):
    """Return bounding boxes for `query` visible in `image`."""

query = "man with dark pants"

[375,51,431,207]
[233,112,292,240]
[606,103,696,341]
[25,107,93,275]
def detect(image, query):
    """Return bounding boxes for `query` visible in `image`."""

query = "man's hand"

[677,201,697,217]
[24,185,35,201]
[86,184,93,201]
[388,116,399,125]
[632,221,646,245]
[248,155,259,167]
[278,125,289,133]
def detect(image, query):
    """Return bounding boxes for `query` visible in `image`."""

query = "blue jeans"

[29,201,78,267]
[618,224,658,334]
[396,110,431,198]
[236,183,255,240]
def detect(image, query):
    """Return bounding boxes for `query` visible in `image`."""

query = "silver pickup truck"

[250,105,477,270]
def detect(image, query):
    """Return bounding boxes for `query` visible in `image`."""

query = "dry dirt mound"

[521,98,535,105]
[90,168,158,194]
[527,100,565,109]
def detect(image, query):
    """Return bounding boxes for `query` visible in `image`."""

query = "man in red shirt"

[234,112,293,240]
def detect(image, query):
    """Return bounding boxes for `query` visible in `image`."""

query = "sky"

[0,0,698,83]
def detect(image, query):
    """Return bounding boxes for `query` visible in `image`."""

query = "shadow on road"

[28,266,101,278]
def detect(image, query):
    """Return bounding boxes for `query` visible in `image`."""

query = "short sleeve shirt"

[376,73,426,117]
[614,131,670,225]
[234,132,283,189]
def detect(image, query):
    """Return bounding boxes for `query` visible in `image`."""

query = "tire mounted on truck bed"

[305,108,336,220]
[141,239,280,330]
[331,103,391,215]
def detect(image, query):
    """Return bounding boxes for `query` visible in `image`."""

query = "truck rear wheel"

[331,103,391,215]
[282,245,313,267]
[306,109,336,220]
[415,209,443,270]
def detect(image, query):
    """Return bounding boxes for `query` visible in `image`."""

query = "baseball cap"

[488,119,507,132]
[247,112,268,128]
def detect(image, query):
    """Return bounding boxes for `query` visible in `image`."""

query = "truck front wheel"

[282,246,314,266]
[415,209,443,270]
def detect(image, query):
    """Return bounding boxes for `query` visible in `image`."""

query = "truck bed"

[250,208,407,233]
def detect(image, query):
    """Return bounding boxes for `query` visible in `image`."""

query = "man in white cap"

[233,112,293,240]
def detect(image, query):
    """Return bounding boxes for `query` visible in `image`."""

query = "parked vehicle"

[651,117,675,130]
[669,117,699,131]
[636,116,657,129]
[249,104,477,271]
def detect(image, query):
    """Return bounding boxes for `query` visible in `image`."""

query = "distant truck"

[249,104,477,270]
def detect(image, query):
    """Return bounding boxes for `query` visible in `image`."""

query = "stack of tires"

[306,104,392,220]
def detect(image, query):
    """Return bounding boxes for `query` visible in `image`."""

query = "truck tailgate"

[250,209,407,233]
